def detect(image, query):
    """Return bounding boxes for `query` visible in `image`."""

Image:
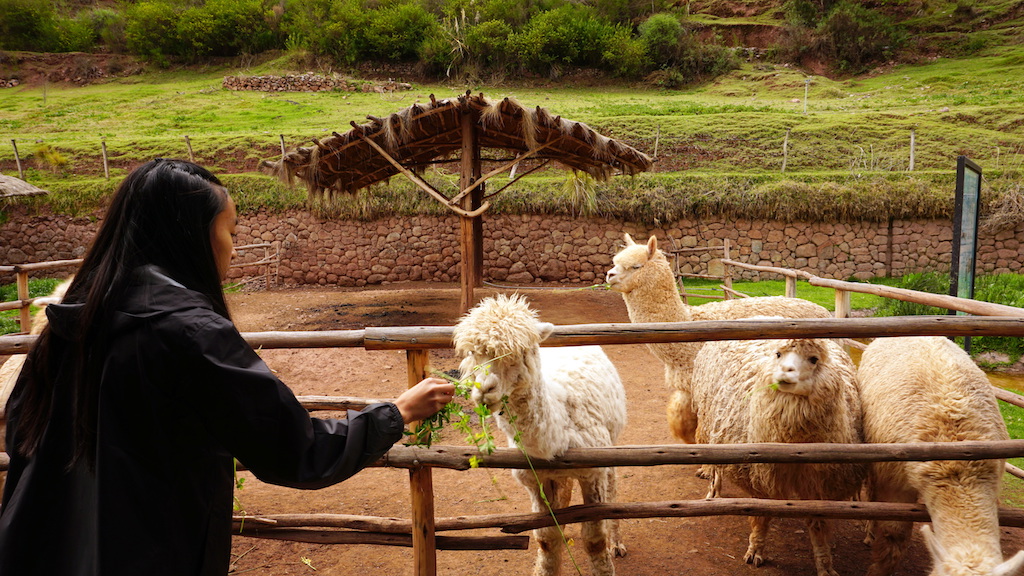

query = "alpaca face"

[771,340,827,396]
[606,235,659,294]
[461,353,525,412]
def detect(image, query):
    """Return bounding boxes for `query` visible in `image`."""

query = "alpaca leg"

[701,466,721,499]
[526,477,567,576]
[605,469,627,558]
[744,516,771,567]
[666,389,697,443]
[806,518,840,576]
[578,471,616,576]
[864,520,913,576]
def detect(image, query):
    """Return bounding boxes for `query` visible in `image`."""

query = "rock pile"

[223,74,413,93]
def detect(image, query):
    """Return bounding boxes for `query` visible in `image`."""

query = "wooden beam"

[406,350,436,576]
[459,110,483,313]
[357,134,490,218]
[449,136,562,205]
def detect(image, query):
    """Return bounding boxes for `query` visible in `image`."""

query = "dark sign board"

[949,156,982,351]
[950,156,982,301]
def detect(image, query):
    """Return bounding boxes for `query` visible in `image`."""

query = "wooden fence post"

[781,129,790,172]
[407,349,437,576]
[16,270,30,334]
[723,239,733,300]
[184,135,194,162]
[279,134,287,157]
[101,140,110,179]
[909,128,916,172]
[11,140,24,179]
[835,289,851,319]
[785,276,796,298]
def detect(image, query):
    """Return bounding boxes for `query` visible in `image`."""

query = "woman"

[0,159,454,575]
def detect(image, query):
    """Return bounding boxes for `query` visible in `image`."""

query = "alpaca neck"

[498,354,570,460]
[922,468,1004,566]
[622,263,691,324]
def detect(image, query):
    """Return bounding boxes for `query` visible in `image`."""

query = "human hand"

[393,377,456,424]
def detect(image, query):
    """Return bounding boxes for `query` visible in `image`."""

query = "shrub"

[601,25,648,77]
[639,12,683,65]
[124,1,181,66]
[178,0,277,62]
[362,3,440,61]
[815,0,906,73]
[511,5,618,73]
[465,19,514,69]
[282,0,366,64]
[0,0,60,51]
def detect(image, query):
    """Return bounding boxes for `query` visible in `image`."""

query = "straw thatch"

[263,91,653,199]
[0,175,48,198]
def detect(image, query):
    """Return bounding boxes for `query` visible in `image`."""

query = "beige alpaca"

[691,332,864,576]
[859,336,1024,576]
[605,234,830,445]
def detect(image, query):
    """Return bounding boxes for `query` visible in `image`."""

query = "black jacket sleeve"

[162,309,405,489]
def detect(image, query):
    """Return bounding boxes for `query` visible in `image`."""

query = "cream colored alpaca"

[453,294,627,576]
[691,333,864,576]
[859,336,1024,576]
[605,234,830,444]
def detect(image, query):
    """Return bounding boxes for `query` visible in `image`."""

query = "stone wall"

[3,206,1023,286]
[222,74,413,93]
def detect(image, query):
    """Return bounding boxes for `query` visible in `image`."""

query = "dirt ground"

[221,282,1024,576]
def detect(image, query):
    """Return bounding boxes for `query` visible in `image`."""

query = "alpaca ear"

[536,322,555,342]
[646,235,658,257]
[994,551,1024,576]
[623,233,635,246]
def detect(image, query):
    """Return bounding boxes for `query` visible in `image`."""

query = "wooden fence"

[0,249,280,335]
[3,257,1024,575]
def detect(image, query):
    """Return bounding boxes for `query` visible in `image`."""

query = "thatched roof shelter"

[0,174,47,198]
[266,91,653,310]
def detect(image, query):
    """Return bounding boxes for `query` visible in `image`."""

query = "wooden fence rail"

[5,255,1024,575]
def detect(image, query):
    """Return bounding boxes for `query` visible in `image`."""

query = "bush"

[511,5,618,73]
[0,0,60,51]
[362,3,440,61]
[124,1,181,65]
[601,26,647,78]
[282,0,366,64]
[638,13,683,65]
[465,19,514,69]
[815,0,906,73]
[177,0,277,62]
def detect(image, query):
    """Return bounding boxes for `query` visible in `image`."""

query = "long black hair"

[13,159,231,466]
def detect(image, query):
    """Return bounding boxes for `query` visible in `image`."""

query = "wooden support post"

[909,128,915,172]
[184,135,194,162]
[459,110,483,313]
[407,349,437,576]
[101,140,110,180]
[835,289,851,319]
[785,276,796,299]
[11,140,23,179]
[781,129,790,173]
[722,239,733,301]
[16,271,30,334]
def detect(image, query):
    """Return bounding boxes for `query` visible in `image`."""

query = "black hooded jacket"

[0,266,405,575]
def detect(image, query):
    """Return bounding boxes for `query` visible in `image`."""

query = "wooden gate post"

[406,349,437,576]
[16,270,30,334]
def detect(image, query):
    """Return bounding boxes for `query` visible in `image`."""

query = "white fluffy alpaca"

[859,336,1024,576]
[453,294,627,576]
[605,234,830,445]
[690,332,864,576]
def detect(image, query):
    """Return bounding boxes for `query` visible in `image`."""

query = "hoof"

[743,550,764,567]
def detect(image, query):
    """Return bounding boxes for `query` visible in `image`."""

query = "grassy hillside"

[0,2,1022,224]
